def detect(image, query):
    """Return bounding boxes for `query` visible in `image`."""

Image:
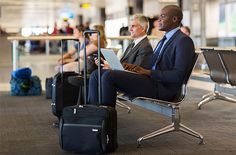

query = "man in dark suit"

[88,5,195,107]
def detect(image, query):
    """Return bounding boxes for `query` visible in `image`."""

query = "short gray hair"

[130,14,149,33]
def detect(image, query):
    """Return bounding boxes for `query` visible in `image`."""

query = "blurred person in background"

[151,17,165,39]
[180,25,191,36]
[57,24,107,73]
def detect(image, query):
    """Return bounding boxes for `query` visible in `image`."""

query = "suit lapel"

[121,37,147,61]
[120,43,133,61]
[123,42,138,59]
[155,30,181,65]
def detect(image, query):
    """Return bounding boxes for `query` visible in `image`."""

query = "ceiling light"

[80,3,91,9]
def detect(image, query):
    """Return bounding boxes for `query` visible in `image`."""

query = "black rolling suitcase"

[51,71,80,117]
[51,39,81,118]
[59,30,118,154]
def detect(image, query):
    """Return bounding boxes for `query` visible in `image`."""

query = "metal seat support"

[116,99,131,113]
[137,104,204,147]
[128,53,204,147]
[198,91,236,109]
[116,93,131,113]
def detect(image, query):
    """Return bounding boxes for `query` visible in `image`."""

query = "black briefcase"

[59,104,117,154]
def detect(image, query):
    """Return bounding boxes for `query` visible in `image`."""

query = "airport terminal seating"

[197,49,236,109]
[220,50,236,86]
[117,53,204,147]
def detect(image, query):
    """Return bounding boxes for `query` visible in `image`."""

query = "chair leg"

[198,95,216,109]
[179,123,204,144]
[137,124,175,147]
[217,94,236,103]
[116,99,131,113]
[198,91,236,109]
[202,92,215,99]
[137,106,204,147]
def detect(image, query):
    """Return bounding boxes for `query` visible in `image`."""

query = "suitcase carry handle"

[83,30,101,105]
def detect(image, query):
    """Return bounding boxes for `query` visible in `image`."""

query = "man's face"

[158,8,176,32]
[129,19,145,39]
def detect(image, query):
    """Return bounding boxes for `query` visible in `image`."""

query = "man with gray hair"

[119,14,153,69]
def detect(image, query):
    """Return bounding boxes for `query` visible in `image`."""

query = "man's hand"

[132,65,151,76]
[122,63,151,76]
[122,63,137,70]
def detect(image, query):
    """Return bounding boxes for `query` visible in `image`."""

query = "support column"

[200,0,206,46]
[12,40,19,70]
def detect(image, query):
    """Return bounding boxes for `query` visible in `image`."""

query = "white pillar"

[12,40,19,70]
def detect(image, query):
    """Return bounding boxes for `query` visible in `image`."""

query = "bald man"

[88,5,195,107]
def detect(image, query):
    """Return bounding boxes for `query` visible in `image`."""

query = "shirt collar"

[133,35,147,48]
[165,27,180,41]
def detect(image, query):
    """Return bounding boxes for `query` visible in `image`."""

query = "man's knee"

[90,70,98,81]
[102,70,115,83]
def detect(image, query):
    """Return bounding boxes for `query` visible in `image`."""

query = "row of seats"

[198,48,236,109]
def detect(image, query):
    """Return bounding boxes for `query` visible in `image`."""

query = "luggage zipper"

[63,123,101,131]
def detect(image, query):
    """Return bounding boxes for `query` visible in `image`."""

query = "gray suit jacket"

[120,37,153,69]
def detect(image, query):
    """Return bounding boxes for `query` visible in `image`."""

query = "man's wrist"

[145,70,151,76]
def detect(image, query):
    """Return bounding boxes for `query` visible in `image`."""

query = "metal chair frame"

[116,93,131,113]
[133,95,204,147]
[119,53,204,147]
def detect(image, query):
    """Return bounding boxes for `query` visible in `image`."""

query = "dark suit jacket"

[120,37,153,69]
[150,30,195,101]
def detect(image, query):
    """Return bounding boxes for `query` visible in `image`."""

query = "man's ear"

[173,16,178,23]
[141,26,146,33]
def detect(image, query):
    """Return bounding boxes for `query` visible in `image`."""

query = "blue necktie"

[151,36,167,69]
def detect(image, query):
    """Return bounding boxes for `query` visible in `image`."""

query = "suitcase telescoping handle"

[59,39,80,96]
[83,30,101,105]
